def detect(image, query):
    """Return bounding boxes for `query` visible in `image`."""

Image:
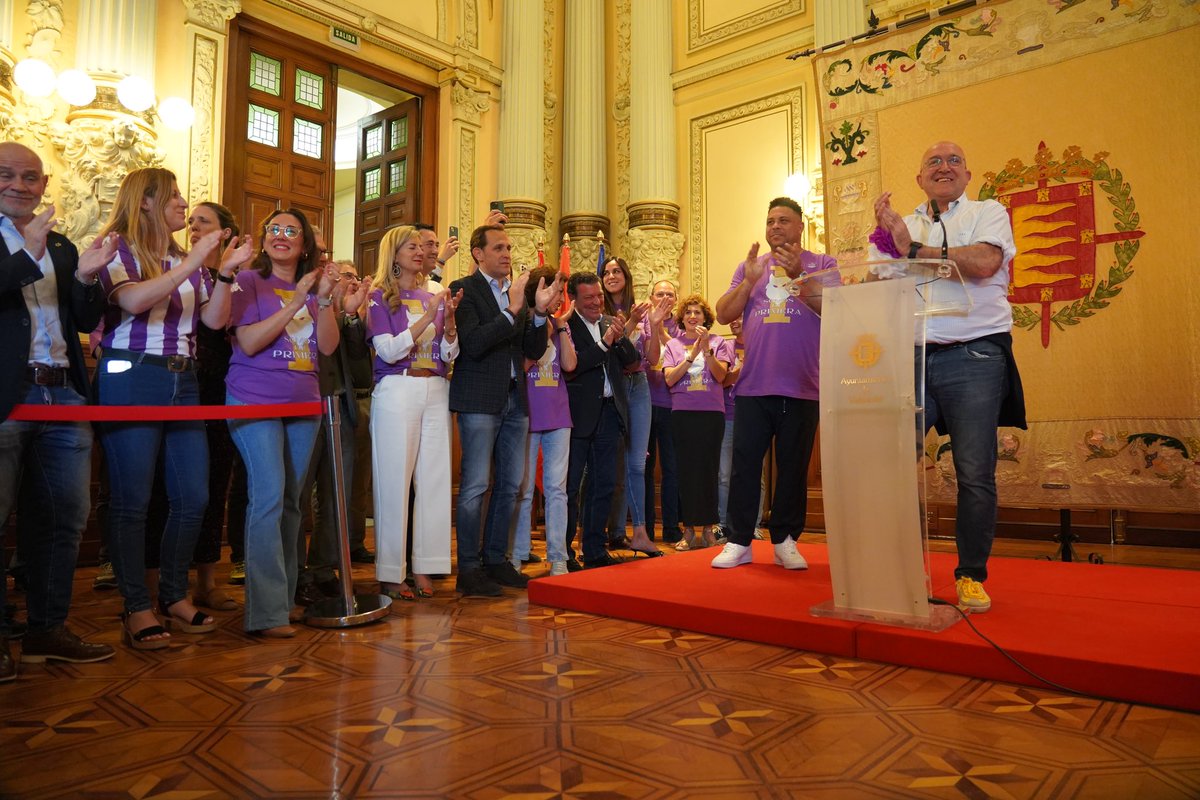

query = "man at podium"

[711,197,837,571]
[872,141,1023,612]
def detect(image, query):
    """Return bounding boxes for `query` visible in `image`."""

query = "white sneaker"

[549,561,568,576]
[773,536,808,570]
[711,542,752,569]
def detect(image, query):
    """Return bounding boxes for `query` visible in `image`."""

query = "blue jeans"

[0,384,92,633]
[456,385,529,573]
[717,416,735,526]
[645,403,680,540]
[924,339,1007,582]
[512,427,571,565]
[227,396,320,631]
[623,372,651,527]
[98,360,208,614]
[566,401,623,563]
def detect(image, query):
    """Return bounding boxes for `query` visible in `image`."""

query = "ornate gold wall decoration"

[459,0,479,51]
[183,0,242,31]
[49,117,164,245]
[612,0,632,262]
[187,35,219,209]
[456,126,475,279]
[451,77,490,126]
[687,88,807,296]
[627,227,685,300]
[507,227,546,275]
[542,0,559,243]
[687,0,804,52]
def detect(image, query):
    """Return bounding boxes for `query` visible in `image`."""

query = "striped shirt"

[98,237,210,357]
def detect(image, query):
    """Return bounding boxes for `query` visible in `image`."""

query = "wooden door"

[225,29,335,238]
[354,98,421,273]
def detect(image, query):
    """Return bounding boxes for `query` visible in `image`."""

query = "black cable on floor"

[927,597,1082,696]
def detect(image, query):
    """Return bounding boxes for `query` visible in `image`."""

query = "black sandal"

[159,601,217,634]
[121,612,170,651]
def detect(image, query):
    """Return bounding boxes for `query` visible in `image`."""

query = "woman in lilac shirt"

[226,209,345,637]
[367,225,460,600]
[658,294,733,550]
[511,266,575,575]
[96,168,251,649]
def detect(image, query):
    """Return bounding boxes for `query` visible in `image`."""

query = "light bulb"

[116,75,155,112]
[13,59,56,98]
[784,172,812,203]
[56,70,97,106]
[157,96,195,130]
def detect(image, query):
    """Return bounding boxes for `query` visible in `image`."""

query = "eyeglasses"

[924,155,965,170]
[266,224,301,239]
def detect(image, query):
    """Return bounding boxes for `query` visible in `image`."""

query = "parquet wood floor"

[2,533,1198,799]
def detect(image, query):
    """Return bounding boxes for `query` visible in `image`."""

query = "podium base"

[304,594,393,628]
[810,599,960,632]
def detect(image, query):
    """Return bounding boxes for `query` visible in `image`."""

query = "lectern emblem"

[851,334,882,368]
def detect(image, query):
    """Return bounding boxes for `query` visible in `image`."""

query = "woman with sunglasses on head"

[226,210,350,637]
[599,257,659,556]
[95,168,252,650]
[367,225,460,600]
[658,293,733,551]
[187,201,248,611]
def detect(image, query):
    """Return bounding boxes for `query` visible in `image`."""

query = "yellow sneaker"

[955,577,991,612]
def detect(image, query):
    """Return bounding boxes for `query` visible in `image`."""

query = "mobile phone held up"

[490,200,505,213]
[448,225,459,240]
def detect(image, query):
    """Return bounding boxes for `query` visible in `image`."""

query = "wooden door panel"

[225,25,335,238]
[354,98,421,270]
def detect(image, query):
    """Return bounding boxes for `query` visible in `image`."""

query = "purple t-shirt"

[646,317,679,408]
[99,237,210,358]
[525,336,572,432]
[723,340,745,420]
[730,251,835,400]
[663,334,734,413]
[226,270,320,404]
[366,288,450,380]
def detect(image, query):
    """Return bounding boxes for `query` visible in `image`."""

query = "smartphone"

[490,200,505,213]
[448,225,459,239]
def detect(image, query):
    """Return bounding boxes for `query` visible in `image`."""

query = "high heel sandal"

[629,543,664,558]
[701,527,718,549]
[121,611,170,651]
[158,600,217,634]
[382,583,416,602]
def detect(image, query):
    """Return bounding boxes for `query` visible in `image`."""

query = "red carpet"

[528,541,1200,712]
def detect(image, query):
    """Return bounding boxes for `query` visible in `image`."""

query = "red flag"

[555,233,572,318]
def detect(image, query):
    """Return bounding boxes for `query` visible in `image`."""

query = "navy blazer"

[448,269,549,414]
[0,231,104,422]
[564,310,639,439]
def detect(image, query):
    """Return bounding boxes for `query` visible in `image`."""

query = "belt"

[398,368,439,378]
[104,348,195,373]
[26,364,69,387]
[354,388,373,399]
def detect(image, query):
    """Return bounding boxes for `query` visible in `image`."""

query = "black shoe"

[521,553,542,564]
[4,621,27,640]
[565,558,584,573]
[484,562,530,589]
[20,625,114,664]
[349,548,376,565]
[294,582,326,607]
[315,578,344,598]
[607,535,632,551]
[456,568,502,597]
[584,553,623,569]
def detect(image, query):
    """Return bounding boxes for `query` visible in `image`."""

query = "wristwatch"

[216,272,235,284]
[907,241,923,259]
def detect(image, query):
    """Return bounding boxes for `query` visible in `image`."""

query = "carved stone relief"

[451,78,490,126]
[542,0,559,241]
[506,226,548,274]
[188,35,219,209]
[183,0,242,32]
[627,228,685,299]
[49,118,164,245]
[456,127,475,282]
[612,0,632,262]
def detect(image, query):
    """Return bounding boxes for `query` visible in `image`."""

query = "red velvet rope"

[8,402,323,422]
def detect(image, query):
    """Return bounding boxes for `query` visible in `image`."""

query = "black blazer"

[448,269,548,414]
[0,232,104,422]
[564,310,639,438]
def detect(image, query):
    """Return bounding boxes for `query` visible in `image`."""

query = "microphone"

[930,200,949,261]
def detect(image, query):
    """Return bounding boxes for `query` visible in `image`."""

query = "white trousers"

[370,374,452,582]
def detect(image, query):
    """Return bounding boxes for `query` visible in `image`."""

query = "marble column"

[48,0,165,244]
[497,0,546,270]
[560,0,607,270]
[626,0,683,296]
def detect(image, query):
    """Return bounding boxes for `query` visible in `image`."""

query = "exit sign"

[330,26,361,50]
